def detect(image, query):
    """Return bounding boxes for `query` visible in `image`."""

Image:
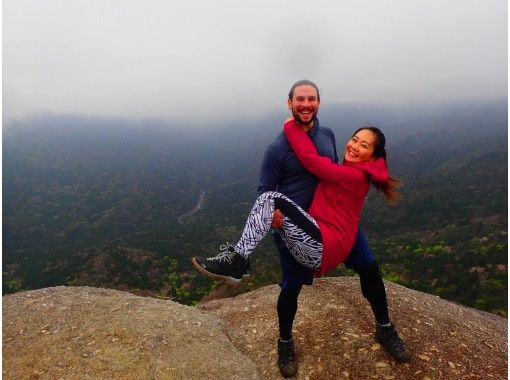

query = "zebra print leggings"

[234,191,323,271]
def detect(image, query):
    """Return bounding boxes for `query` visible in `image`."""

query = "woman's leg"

[232,191,279,257]
[354,260,411,361]
[234,191,323,271]
[354,261,390,325]
[192,191,322,284]
[274,196,322,271]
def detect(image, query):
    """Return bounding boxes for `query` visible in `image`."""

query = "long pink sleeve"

[283,120,358,183]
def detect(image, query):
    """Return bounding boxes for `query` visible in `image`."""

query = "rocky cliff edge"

[3,277,507,379]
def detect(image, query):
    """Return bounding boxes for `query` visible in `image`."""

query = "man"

[194,80,410,378]
[260,80,410,377]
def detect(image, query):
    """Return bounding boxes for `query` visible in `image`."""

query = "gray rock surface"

[3,286,259,380]
[3,278,507,379]
[201,277,508,379]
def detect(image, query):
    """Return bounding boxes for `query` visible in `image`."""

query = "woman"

[192,118,398,282]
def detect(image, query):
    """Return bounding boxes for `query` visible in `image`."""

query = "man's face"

[287,85,320,128]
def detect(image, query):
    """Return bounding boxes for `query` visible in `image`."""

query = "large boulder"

[3,278,507,379]
[201,277,507,379]
[3,286,259,379]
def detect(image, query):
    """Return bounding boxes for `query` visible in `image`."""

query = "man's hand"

[271,209,284,229]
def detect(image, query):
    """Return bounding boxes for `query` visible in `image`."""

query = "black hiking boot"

[192,243,250,285]
[277,339,298,378]
[375,323,411,362]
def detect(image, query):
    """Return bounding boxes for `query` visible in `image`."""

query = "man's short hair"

[288,80,320,101]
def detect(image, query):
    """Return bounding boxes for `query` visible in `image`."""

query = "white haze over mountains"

[3,0,507,126]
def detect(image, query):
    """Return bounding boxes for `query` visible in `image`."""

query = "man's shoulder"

[316,125,336,140]
[267,131,289,151]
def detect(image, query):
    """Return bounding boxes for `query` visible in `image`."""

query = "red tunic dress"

[284,120,389,275]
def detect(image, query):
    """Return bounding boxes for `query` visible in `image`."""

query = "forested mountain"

[3,100,507,316]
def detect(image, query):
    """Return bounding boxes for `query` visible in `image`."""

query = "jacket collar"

[307,117,320,138]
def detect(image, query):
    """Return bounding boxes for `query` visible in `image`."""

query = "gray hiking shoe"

[277,339,298,378]
[375,323,411,362]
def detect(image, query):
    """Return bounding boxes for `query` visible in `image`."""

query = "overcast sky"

[3,0,507,125]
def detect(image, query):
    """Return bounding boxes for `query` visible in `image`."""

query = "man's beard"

[292,109,317,127]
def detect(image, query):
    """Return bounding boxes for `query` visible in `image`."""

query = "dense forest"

[3,101,507,317]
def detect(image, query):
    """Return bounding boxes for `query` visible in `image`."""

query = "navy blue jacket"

[257,118,338,289]
[257,119,338,208]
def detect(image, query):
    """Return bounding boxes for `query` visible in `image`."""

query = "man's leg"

[277,286,302,341]
[276,286,301,378]
[273,234,311,378]
[346,229,411,362]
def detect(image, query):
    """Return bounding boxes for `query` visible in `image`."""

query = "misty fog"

[3,0,507,125]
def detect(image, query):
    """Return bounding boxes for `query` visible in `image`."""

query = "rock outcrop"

[3,286,258,380]
[201,277,507,379]
[3,278,507,379]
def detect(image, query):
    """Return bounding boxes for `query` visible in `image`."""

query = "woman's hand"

[283,116,294,128]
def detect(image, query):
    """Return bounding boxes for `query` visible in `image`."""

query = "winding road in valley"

[177,191,206,224]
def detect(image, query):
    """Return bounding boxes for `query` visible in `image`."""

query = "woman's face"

[344,129,377,163]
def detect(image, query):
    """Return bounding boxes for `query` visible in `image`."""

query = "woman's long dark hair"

[351,125,400,203]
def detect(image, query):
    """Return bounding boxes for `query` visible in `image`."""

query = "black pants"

[277,261,390,341]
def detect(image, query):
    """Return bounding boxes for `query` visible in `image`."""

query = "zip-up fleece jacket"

[284,120,388,275]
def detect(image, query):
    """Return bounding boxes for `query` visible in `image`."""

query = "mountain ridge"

[3,102,507,315]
